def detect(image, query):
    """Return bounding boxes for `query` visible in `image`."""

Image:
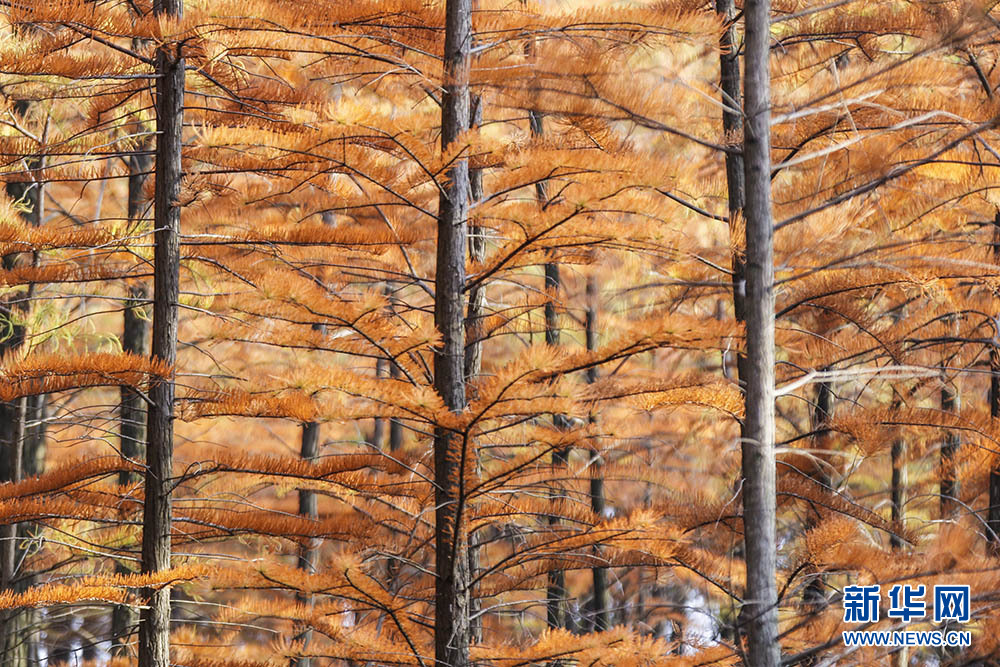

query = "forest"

[0,0,997,665]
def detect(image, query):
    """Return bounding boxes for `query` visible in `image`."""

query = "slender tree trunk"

[527,106,569,631]
[435,0,473,661]
[544,261,568,632]
[716,0,747,328]
[0,96,45,667]
[741,0,781,665]
[465,88,485,647]
[291,422,320,667]
[801,379,831,616]
[889,401,907,667]
[464,93,486,383]
[112,128,153,659]
[0,397,25,667]
[890,429,906,551]
[940,375,959,518]
[990,213,1000,547]
[389,361,403,452]
[585,276,609,632]
[889,306,908,553]
[372,358,387,447]
[139,1,184,663]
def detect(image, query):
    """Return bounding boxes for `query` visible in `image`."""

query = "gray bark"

[740,0,781,665]
[139,0,185,663]
[464,93,486,382]
[435,0,473,662]
[372,358,387,447]
[0,397,25,666]
[291,422,320,667]
[585,276,608,632]
[940,375,959,518]
[464,92,485,646]
[389,361,403,452]
[801,379,831,612]
[0,96,43,667]
[528,106,569,632]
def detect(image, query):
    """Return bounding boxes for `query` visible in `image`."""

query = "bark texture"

[991,212,1000,546]
[0,97,42,667]
[741,0,781,664]
[435,0,473,662]
[940,376,959,518]
[291,421,321,667]
[585,276,608,632]
[139,1,184,663]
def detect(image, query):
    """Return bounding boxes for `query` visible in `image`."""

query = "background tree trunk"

[940,376,959,518]
[585,276,608,632]
[139,0,185,663]
[740,0,781,664]
[528,105,570,632]
[291,422,320,667]
[111,143,153,656]
[465,88,485,646]
[990,211,1000,547]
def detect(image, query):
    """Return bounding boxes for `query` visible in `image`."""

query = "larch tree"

[739,1,781,665]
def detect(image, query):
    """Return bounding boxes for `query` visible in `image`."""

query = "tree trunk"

[890,430,906,551]
[801,379,831,614]
[435,0,473,661]
[544,263,568,631]
[464,93,486,383]
[291,422,320,667]
[940,376,959,518]
[990,212,1000,547]
[585,276,609,632]
[740,0,781,665]
[139,0,185,663]
[0,397,26,667]
[526,105,569,631]
[112,128,153,659]
[0,96,44,667]
[389,361,403,452]
[465,89,485,646]
[372,358,387,447]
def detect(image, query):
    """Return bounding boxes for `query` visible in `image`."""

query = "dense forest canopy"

[0,0,998,665]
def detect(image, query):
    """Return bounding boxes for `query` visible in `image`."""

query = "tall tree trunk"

[889,428,906,551]
[585,276,609,632]
[889,306,908,553]
[465,88,485,646]
[112,143,153,657]
[528,106,569,631]
[741,0,781,665]
[389,361,404,452]
[0,96,44,667]
[291,422,320,667]
[716,0,747,329]
[940,374,959,518]
[544,261,568,632]
[0,396,26,667]
[990,212,1000,548]
[372,358,387,447]
[464,93,485,383]
[889,397,907,667]
[801,379,831,615]
[435,0,472,662]
[139,0,185,663]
